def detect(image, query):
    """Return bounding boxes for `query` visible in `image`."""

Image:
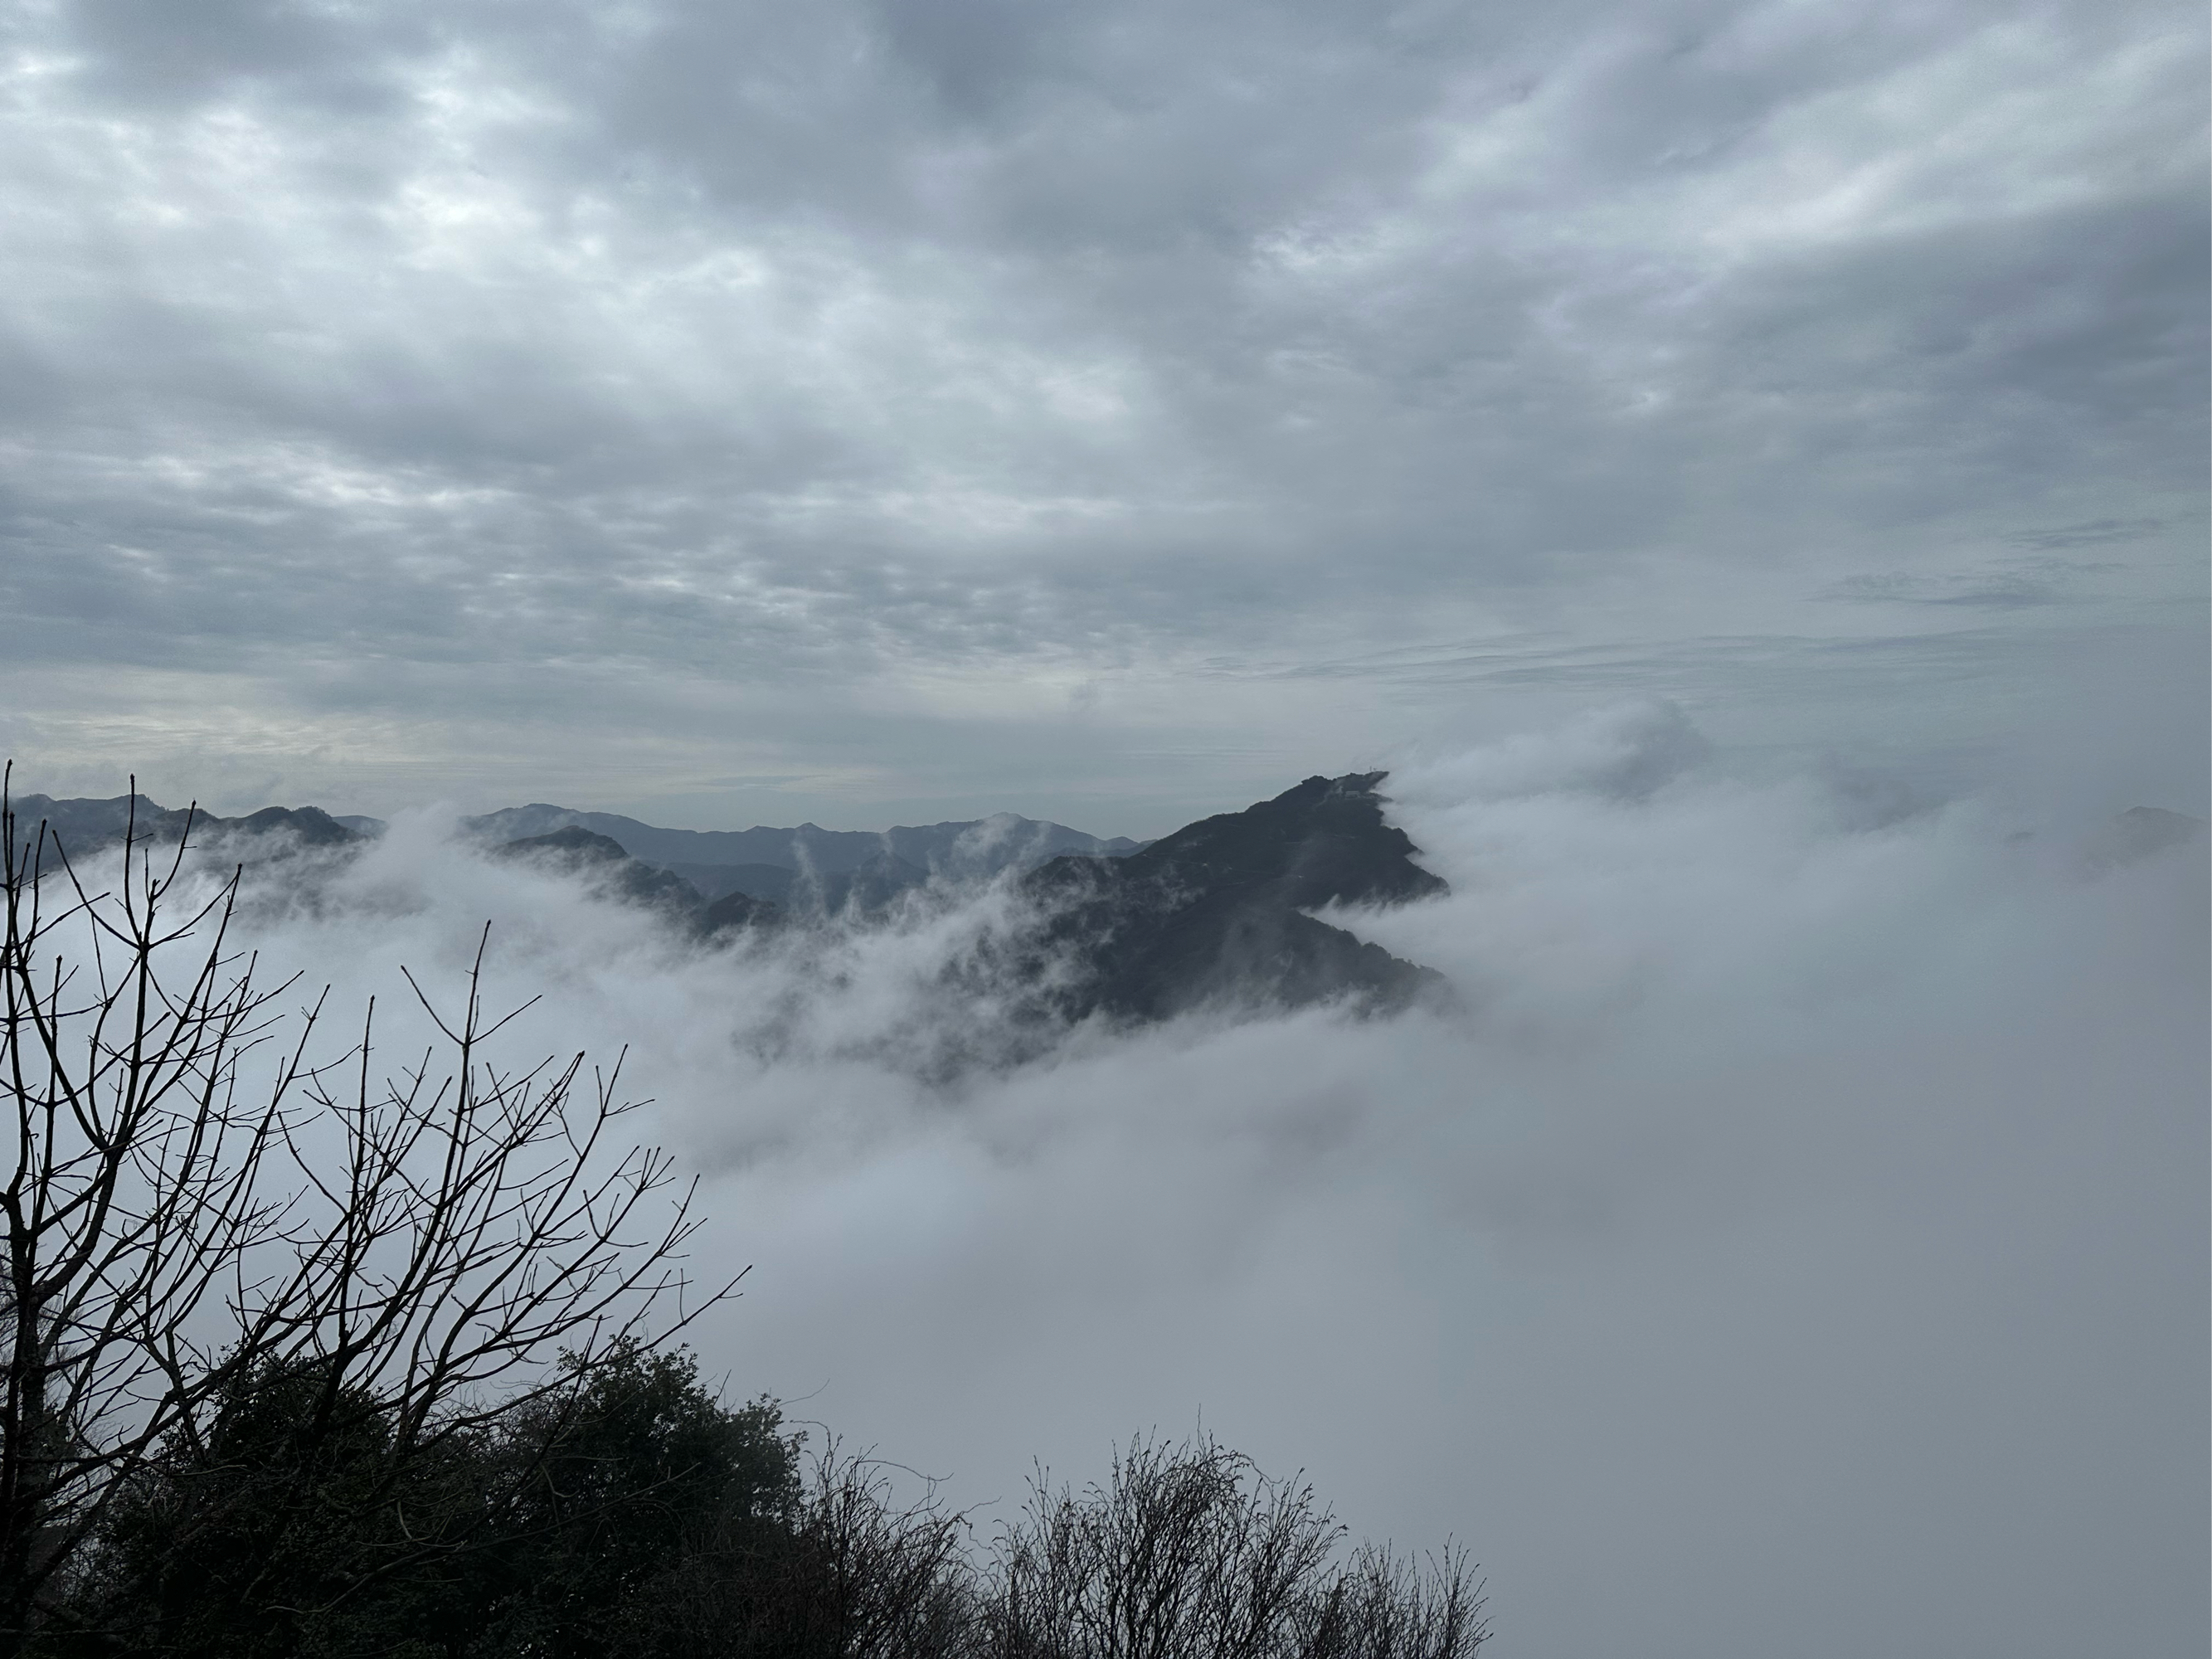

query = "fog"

[122,704,2207,1657]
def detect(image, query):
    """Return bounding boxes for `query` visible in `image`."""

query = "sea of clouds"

[78,703,2207,1659]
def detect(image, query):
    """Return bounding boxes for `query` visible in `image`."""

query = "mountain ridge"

[1013,771,1450,1024]
[461,804,1145,878]
[2,791,1143,877]
[4,793,357,861]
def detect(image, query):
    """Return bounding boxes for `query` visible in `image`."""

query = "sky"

[0,0,2204,835]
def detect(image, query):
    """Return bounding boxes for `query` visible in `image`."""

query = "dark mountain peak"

[1073,769,1445,913]
[700,888,784,934]
[492,826,702,915]
[231,805,356,846]
[494,825,630,864]
[1017,771,1448,1024]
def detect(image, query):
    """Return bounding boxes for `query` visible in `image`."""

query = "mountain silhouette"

[1016,771,1447,1023]
[490,826,715,921]
[6,775,1453,1029]
[5,792,358,864]
[463,804,1141,887]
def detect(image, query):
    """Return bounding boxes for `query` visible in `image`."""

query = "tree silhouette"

[0,772,733,1649]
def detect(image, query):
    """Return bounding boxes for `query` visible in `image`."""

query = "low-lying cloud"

[85,705,2204,1658]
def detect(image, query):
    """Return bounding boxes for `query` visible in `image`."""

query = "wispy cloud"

[0,0,2200,825]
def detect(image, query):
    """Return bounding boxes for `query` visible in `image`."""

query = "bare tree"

[990,1435,1338,1659]
[745,1441,980,1659]
[1291,1545,1488,1659]
[0,772,734,1647]
[986,1434,1487,1659]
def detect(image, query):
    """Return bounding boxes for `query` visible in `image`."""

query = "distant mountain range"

[460,803,1145,907]
[488,774,1456,1028]
[4,793,359,855]
[19,776,2191,1048]
[3,792,1140,889]
[462,804,1145,876]
[3,776,1451,1034]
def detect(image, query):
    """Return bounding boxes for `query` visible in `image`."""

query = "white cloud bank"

[126,705,2205,1659]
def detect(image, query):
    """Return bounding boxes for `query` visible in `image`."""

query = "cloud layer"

[89,706,2200,1658]
[0,0,2203,826]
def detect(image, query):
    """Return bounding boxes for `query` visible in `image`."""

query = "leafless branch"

[0,768,739,1642]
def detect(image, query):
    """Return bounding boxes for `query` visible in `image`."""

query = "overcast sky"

[0,0,2204,833]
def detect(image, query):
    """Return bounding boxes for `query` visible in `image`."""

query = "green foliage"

[63,1355,493,1658]
[44,1346,800,1659]
[38,1367,1483,1659]
[472,1345,801,1659]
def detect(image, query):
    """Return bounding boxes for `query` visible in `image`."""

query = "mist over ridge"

[12,703,2200,1656]
[11,766,1461,1072]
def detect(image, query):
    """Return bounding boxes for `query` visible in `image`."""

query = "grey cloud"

[61,0,425,112]
[0,0,2202,824]
[2007,516,2166,549]
[1927,580,2059,607]
[1822,572,2064,607]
